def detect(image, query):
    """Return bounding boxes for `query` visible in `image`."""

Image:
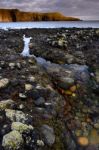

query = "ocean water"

[0,21,99,30]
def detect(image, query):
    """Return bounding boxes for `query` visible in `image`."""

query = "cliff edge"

[0,9,80,22]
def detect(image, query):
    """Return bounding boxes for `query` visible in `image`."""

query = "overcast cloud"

[0,0,99,20]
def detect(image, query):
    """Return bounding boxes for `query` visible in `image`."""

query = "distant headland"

[0,9,80,22]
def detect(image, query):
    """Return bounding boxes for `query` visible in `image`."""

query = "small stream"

[21,35,53,67]
[21,35,91,83]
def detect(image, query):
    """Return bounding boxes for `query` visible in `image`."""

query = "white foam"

[21,35,32,56]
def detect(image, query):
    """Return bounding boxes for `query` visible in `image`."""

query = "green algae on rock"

[2,130,24,150]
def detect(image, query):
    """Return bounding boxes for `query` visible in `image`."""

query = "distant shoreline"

[0,8,80,22]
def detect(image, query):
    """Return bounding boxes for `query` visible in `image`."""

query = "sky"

[0,0,99,20]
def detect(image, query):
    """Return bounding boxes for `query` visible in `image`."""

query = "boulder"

[2,130,24,150]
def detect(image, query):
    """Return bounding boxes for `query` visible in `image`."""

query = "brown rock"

[78,137,89,146]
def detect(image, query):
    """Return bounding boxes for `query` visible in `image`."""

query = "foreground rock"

[0,78,9,89]
[11,122,34,133]
[2,130,24,150]
[40,125,55,146]
[0,28,99,150]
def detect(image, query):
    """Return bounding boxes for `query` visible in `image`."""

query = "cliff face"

[0,9,13,22]
[0,9,80,22]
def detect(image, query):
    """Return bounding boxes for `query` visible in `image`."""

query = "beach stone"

[40,125,55,146]
[29,43,34,49]
[57,39,64,47]
[19,93,27,99]
[0,78,9,89]
[9,63,15,69]
[37,140,44,146]
[95,69,99,83]
[78,136,89,146]
[34,97,45,106]
[28,76,35,82]
[19,104,24,110]
[2,130,24,150]
[5,109,31,123]
[0,99,14,110]
[16,62,21,69]
[25,84,33,91]
[57,77,74,90]
[28,58,36,65]
[11,122,34,134]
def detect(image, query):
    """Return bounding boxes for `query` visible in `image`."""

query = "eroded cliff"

[0,9,80,22]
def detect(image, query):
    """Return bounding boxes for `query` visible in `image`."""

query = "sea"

[0,21,99,30]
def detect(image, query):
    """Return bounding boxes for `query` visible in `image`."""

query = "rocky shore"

[0,28,99,150]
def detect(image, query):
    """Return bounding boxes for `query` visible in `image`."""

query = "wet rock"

[1,124,11,137]
[11,122,34,134]
[62,130,77,150]
[19,93,27,99]
[34,97,45,106]
[29,43,34,49]
[57,77,74,90]
[19,104,24,110]
[77,136,89,146]
[25,84,33,91]
[67,64,90,83]
[0,28,99,150]
[5,109,32,123]
[16,62,21,69]
[2,130,24,150]
[0,99,14,110]
[28,75,35,82]
[37,140,44,147]
[57,39,64,47]
[0,78,9,89]
[95,69,99,83]
[9,62,15,69]
[40,125,55,146]
[28,57,37,65]
[27,89,40,99]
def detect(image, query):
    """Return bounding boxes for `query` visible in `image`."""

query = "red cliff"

[0,9,80,22]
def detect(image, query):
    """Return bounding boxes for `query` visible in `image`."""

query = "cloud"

[0,0,99,20]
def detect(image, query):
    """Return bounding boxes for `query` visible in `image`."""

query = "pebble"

[34,97,45,106]
[37,140,44,146]
[58,77,74,90]
[9,62,15,69]
[0,78,9,89]
[19,104,24,110]
[40,125,55,146]
[19,93,27,99]
[25,84,33,91]
[0,99,14,110]
[78,136,89,146]
[28,76,35,82]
